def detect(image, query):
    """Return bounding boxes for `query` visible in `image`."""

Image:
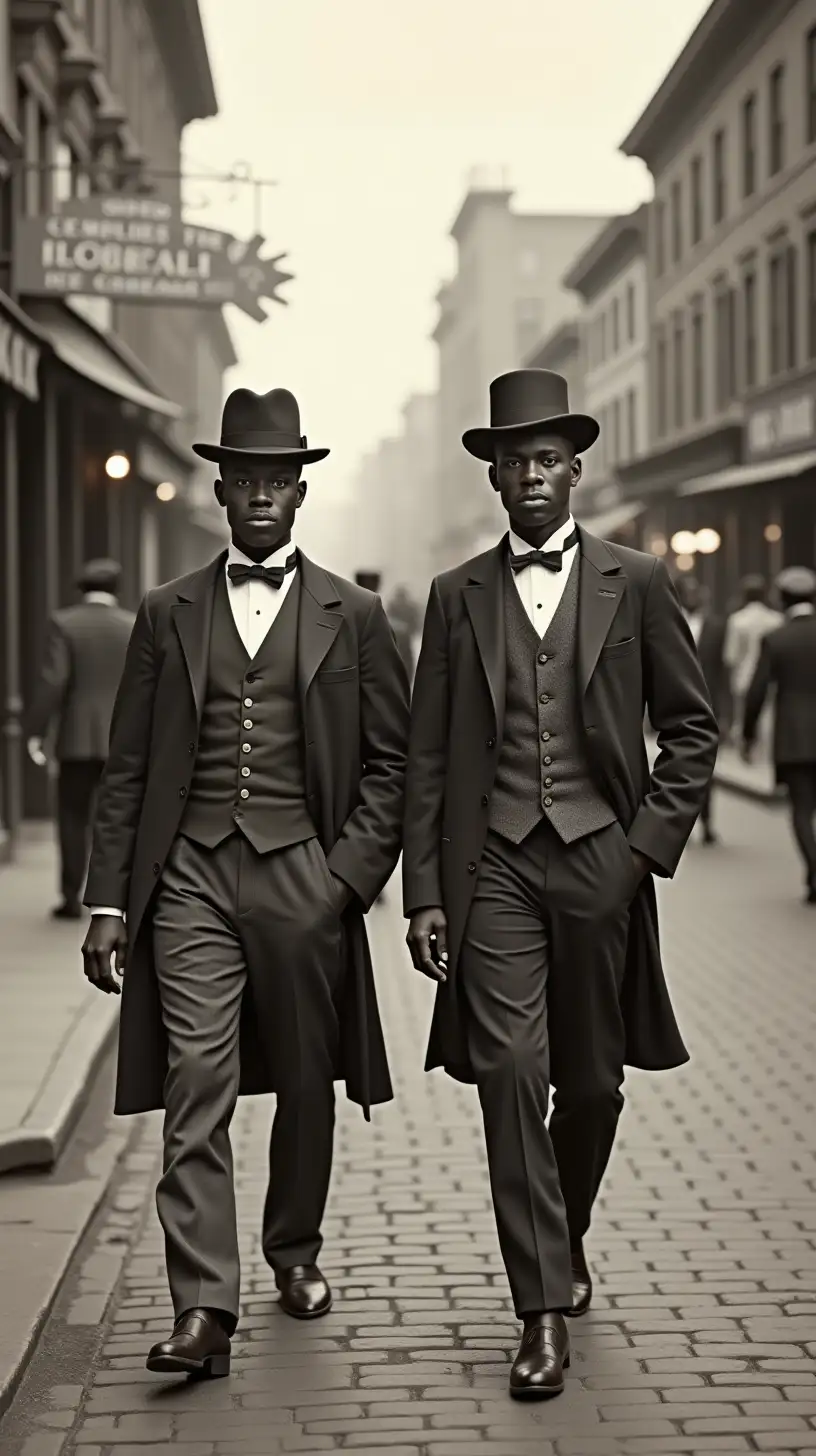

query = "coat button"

[539,653,548,664]
[544,796,553,807]
[486,737,495,749]
[246,672,257,683]
[481,794,489,806]
[152,862,160,875]
[467,861,477,873]
[179,787,186,798]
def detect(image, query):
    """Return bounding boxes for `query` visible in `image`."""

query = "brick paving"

[11,793,816,1455]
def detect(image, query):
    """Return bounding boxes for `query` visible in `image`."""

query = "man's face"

[489,432,580,541]
[676,576,702,614]
[214,458,305,555]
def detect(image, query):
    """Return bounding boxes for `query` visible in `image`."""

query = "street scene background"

[1,1,816,1454]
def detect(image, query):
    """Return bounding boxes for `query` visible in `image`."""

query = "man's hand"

[406,908,448,982]
[330,873,354,914]
[27,736,47,769]
[629,849,653,892]
[82,915,128,995]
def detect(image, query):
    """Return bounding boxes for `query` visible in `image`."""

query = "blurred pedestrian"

[80,388,410,1378]
[404,370,718,1400]
[26,559,135,920]
[742,566,816,904]
[674,574,726,844]
[387,585,420,684]
[723,575,782,749]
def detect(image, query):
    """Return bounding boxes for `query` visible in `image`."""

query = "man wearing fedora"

[81,388,411,1378]
[404,370,718,1399]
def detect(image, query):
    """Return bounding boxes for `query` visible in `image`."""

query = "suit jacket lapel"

[297,553,344,700]
[577,528,627,694]
[170,552,226,723]
[463,541,507,736]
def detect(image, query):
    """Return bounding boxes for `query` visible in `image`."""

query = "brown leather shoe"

[275,1264,332,1319]
[145,1308,231,1377]
[568,1241,592,1317]
[509,1312,570,1399]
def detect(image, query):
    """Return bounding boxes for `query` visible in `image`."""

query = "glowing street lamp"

[670,529,697,556]
[675,553,696,572]
[105,451,130,480]
[694,528,721,554]
[156,481,177,502]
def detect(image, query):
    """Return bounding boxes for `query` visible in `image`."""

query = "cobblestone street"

[3,791,816,1456]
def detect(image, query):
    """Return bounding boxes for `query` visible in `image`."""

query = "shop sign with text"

[13,196,292,322]
[0,312,40,401]
[746,388,816,459]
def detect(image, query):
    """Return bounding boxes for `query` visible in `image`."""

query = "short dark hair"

[78,558,121,594]
[740,574,766,604]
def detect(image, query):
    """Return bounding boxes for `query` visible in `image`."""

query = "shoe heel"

[206,1353,231,1378]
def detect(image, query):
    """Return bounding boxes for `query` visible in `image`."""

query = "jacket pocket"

[318,666,358,683]
[599,636,636,661]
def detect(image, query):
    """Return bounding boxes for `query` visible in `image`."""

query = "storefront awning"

[577,500,644,537]
[677,451,816,497]
[23,301,182,420]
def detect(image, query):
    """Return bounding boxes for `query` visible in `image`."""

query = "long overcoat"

[85,551,411,1118]
[402,529,720,1081]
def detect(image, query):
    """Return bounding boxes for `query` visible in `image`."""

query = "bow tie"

[509,528,578,575]
[227,554,297,589]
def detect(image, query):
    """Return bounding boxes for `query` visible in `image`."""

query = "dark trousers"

[152,832,344,1330]
[57,758,105,903]
[783,763,816,886]
[460,819,632,1317]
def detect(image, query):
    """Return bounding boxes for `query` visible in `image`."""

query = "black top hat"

[462,369,599,461]
[192,387,330,466]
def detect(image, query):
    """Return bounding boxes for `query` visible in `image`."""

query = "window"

[808,230,816,359]
[626,281,636,342]
[768,246,797,375]
[611,398,621,464]
[673,313,685,430]
[712,128,726,224]
[742,93,757,197]
[691,301,705,422]
[769,64,785,175]
[690,156,703,244]
[671,179,682,263]
[656,327,668,437]
[714,285,736,409]
[743,267,757,388]
[808,26,816,145]
[654,200,666,276]
[612,297,620,353]
[627,388,637,458]
[514,297,542,359]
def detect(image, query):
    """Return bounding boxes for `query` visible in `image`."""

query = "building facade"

[432,185,609,569]
[0,0,235,856]
[619,0,816,605]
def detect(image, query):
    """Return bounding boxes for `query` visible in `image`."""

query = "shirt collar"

[227,538,297,571]
[507,514,576,558]
[84,591,117,606]
[788,602,815,618]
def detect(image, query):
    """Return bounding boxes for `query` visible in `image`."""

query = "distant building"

[432,184,609,569]
[350,391,438,607]
[619,0,816,602]
[560,205,650,543]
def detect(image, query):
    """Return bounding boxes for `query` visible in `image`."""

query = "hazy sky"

[186,0,711,500]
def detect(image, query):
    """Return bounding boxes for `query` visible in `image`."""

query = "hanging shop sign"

[13,195,293,322]
[0,303,40,402]
[746,386,816,460]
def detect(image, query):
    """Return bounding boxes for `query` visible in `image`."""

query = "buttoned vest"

[489,553,617,845]
[181,570,316,854]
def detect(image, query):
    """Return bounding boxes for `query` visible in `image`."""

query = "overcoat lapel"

[577,528,626,694]
[297,553,344,699]
[170,552,226,723]
[463,541,507,736]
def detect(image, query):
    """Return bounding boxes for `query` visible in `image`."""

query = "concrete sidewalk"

[0,824,118,1175]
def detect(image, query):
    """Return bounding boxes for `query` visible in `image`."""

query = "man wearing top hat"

[81,387,410,1378]
[404,370,718,1399]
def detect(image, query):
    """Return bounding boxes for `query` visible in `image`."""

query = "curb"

[0,998,119,1175]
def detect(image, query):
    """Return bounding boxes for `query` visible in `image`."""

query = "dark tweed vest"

[489,553,617,845]
[181,570,315,854]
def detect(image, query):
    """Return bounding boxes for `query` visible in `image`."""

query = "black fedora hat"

[192,387,330,466]
[462,369,599,461]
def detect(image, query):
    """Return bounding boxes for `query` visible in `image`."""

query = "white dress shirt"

[91,540,299,920]
[507,514,579,634]
[684,611,703,645]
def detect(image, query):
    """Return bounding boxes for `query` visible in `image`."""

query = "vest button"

[544,756,552,765]
[179,787,186,798]
[243,719,253,730]
[544,796,553,807]
[242,743,251,753]
[241,766,250,777]
[240,788,250,800]
[486,737,495,749]
[467,862,477,873]
[481,795,489,806]
[246,672,257,683]
[539,653,548,664]
[541,730,550,739]
[540,695,550,705]
[243,697,253,708]
[544,777,553,787]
